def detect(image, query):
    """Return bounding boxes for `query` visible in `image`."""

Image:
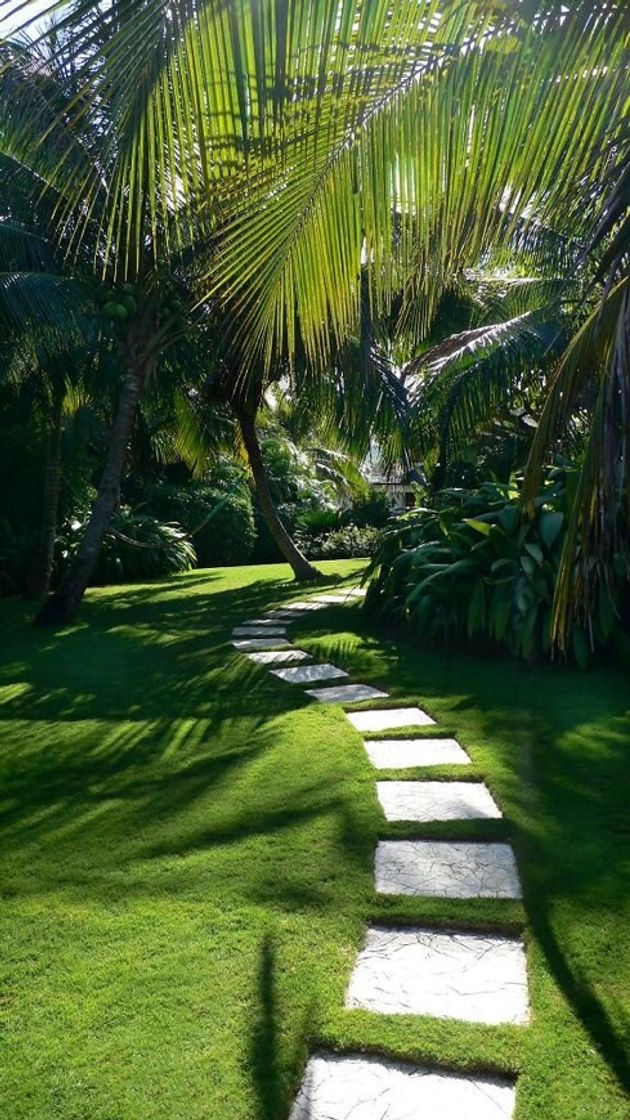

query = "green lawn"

[0,560,628,1119]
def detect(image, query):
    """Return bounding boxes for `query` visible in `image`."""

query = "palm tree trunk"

[35,360,144,627]
[28,396,63,599]
[237,409,320,582]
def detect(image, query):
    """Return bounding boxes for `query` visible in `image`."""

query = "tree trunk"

[28,396,63,599]
[35,355,145,627]
[237,409,320,582]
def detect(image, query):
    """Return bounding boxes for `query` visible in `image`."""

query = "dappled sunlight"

[1,562,628,1117]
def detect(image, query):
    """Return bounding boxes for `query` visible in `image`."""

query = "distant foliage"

[147,481,256,567]
[345,488,392,528]
[257,485,391,562]
[59,509,196,584]
[365,475,623,666]
[297,524,383,560]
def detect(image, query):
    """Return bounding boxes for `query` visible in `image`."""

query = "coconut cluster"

[96,282,138,323]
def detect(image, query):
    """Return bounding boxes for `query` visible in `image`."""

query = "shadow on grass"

[1,570,628,1104]
[250,933,317,1120]
[0,569,364,726]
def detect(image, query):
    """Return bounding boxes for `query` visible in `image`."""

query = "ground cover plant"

[0,562,627,1119]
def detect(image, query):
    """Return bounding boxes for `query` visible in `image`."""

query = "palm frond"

[523,278,630,648]
[0,269,92,335]
[6,2,625,373]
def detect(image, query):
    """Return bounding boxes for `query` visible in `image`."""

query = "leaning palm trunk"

[28,396,63,599]
[237,408,320,582]
[35,327,151,626]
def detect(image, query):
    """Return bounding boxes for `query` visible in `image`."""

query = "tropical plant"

[5,0,628,627]
[401,270,573,488]
[365,474,622,665]
[296,524,384,562]
[523,147,630,649]
[0,24,212,623]
[146,479,256,567]
[59,507,196,584]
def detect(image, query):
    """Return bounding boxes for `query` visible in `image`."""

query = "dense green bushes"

[296,524,383,560]
[366,475,624,665]
[146,480,256,567]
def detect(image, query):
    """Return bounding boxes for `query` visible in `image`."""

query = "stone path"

[376,779,503,822]
[364,735,471,768]
[346,925,529,1024]
[289,1053,516,1120]
[375,840,521,898]
[231,584,527,1119]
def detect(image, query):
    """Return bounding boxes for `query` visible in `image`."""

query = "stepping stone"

[289,1052,516,1120]
[375,840,522,898]
[377,780,502,822]
[306,683,389,704]
[232,625,287,637]
[240,617,294,627]
[286,600,328,611]
[271,663,348,685]
[263,609,304,620]
[364,737,471,769]
[233,638,293,652]
[347,706,435,732]
[346,925,529,1024]
[311,592,361,604]
[246,649,312,665]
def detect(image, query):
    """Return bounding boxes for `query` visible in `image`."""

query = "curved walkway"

[232,586,528,1120]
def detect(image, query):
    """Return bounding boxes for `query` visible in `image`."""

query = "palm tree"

[523,151,630,648]
[7,0,628,626]
[0,181,100,596]
[0,24,212,623]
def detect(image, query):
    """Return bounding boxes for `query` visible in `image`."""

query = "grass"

[0,559,628,1119]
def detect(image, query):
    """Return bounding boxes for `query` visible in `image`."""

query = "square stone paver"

[346,925,529,1024]
[271,663,348,685]
[375,840,522,898]
[232,625,287,637]
[347,707,435,732]
[246,649,311,665]
[364,737,471,769]
[233,638,293,652]
[377,780,502,821]
[306,683,389,704]
[289,1052,516,1120]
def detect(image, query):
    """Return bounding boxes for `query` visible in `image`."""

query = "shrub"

[59,508,196,584]
[365,475,621,666]
[146,481,256,567]
[297,524,384,560]
[295,505,341,535]
[345,488,392,528]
